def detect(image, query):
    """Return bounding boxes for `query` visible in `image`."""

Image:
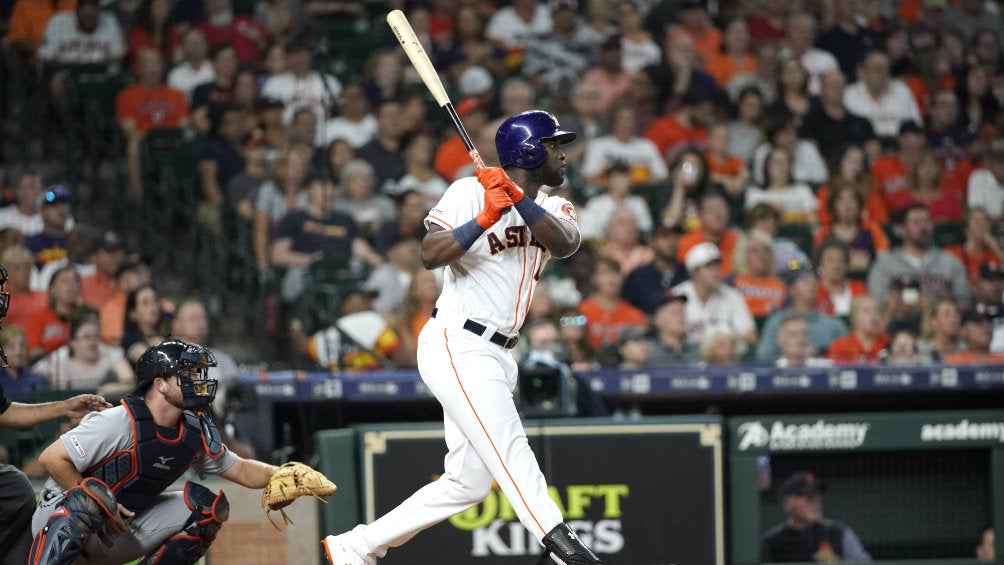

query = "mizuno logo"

[153,456,175,470]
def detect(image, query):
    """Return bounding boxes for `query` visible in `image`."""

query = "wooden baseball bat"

[387,9,485,170]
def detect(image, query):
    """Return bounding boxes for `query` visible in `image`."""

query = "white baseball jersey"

[261,71,342,145]
[37,11,125,65]
[340,176,577,562]
[425,177,579,334]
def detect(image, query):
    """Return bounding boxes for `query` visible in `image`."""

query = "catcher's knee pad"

[29,477,118,565]
[538,523,603,565]
[137,483,228,565]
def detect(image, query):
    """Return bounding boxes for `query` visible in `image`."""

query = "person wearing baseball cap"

[756,259,847,363]
[943,304,1004,364]
[622,223,689,315]
[647,291,698,365]
[25,185,72,271]
[80,231,125,309]
[969,261,1004,353]
[762,471,872,562]
[616,325,651,369]
[671,241,757,347]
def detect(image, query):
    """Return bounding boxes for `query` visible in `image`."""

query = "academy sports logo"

[738,420,870,451]
[70,435,86,458]
[153,456,175,471]
[737,422,770,450]
[920,420,1004,443]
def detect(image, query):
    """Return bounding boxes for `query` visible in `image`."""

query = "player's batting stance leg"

[323,110,602,565]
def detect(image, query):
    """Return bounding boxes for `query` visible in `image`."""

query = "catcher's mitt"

[261,462,338,528]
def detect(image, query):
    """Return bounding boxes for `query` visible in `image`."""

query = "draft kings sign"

[360,420,724,565]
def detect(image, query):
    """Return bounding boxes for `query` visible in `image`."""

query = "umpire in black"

[0,263,111,565]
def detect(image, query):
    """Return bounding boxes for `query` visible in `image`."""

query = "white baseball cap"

[685,242,722,271]
[458,66,493,97]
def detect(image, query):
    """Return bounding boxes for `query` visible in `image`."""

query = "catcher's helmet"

[495,111,576,169]
[134,339,218,410]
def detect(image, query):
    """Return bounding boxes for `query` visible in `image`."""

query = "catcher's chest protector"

[87,398,203,511]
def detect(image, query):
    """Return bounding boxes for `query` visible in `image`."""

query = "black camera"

[518,351,578,418]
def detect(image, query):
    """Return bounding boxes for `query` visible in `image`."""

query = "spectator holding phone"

[867,204,970,308]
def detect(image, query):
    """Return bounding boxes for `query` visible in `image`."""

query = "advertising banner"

[357,419,724,565]
[729,410,1004,453]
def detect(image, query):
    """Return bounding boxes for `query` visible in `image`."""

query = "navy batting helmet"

[495,111,576,169]
[133,339,218,410]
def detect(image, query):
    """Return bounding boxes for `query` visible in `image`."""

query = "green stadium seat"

[316,17,391,85]
[65,64,129,130]
[63,64,130,192]
[294,257,374,331]
[933,221,965,247]
[884,222,903,248]
[139,128,201,264]
[777,223,815,258]
[631,182,669,227]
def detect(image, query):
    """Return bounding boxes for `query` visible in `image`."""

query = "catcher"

[28,339,336,565]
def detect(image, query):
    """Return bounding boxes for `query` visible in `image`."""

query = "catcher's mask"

[133,339,218,411]
[0,263,10,367]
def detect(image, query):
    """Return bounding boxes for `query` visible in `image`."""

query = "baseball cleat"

[322,530,374,565]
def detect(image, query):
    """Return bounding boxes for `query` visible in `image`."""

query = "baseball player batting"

[323,110,603,565]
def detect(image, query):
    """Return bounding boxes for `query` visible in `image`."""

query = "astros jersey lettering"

[425,177,578,333]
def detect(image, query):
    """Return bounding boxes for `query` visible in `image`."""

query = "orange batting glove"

[476,167,524,203]
[476,184,513,229]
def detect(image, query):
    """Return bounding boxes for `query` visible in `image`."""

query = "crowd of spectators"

[0,0,1003,384]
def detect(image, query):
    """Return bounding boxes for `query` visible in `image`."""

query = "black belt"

[431,308,518,349]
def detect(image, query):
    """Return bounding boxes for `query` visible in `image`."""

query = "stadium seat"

[140,129,200,217]
[138,128,204,286]
[777,223,815,258]
[933,221,965,247]
[295,256,373,331]
[315,17,391,85]
[64,64,130,187]
[884,222,903,248]
[630,182,668,227]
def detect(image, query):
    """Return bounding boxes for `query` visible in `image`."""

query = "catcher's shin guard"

[29,477,118,565]
[538,523,603,565]
[137,482,229,565]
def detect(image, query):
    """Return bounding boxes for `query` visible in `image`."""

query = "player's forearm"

[421,228,469,269]
[526,214,580,258]
[0,401,66,428]
[38,442,82,491]
[226,457,278,489]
